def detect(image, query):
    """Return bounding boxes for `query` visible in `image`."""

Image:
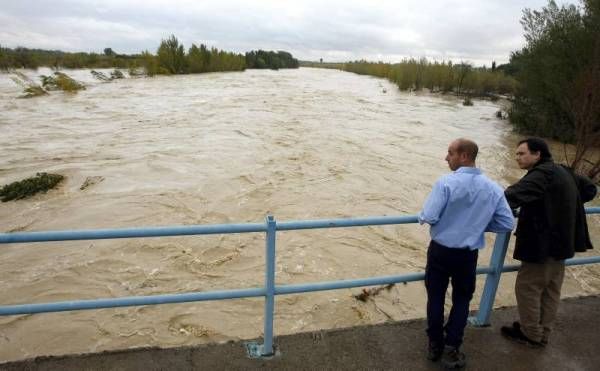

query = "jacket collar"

[532,157,554,168]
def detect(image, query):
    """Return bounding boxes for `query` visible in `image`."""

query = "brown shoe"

[501,322,544,348]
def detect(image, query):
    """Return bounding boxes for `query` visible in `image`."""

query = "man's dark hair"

[456,138,478,161]
[518,137,552,159]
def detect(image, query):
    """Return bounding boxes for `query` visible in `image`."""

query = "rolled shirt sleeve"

[485,195,515,233]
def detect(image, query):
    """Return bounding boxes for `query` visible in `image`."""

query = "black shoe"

[501,322,544,348]
[427,341,443,362]
[441,346,466,369]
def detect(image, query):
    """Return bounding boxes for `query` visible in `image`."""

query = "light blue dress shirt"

[419,166,514,250]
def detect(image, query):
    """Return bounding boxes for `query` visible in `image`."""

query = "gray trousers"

[515,258,565,343]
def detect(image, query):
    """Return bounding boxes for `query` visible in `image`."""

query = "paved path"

[2,295,599,370]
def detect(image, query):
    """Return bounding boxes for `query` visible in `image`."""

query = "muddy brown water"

[1,67,599,362]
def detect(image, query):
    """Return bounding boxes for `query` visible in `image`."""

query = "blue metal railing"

[1,207,599,357]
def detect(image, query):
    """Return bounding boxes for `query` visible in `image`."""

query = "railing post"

[262,214,277,356]
[469,231,511,327]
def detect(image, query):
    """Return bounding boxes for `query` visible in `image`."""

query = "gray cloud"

[0,0,574,65]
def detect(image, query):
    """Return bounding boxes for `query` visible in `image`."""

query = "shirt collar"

[455,166,481,175]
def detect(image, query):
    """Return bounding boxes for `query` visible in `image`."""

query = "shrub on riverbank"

[341,59,517,97]
[0,173,64,202]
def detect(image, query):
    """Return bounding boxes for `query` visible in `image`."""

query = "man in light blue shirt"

[419,138,514,369]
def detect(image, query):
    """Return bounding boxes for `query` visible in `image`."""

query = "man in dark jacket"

[501,137,597,347]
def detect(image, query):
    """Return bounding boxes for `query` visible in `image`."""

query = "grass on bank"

[0,173,64,202]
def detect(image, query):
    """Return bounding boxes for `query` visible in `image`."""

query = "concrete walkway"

[2,295,599,370]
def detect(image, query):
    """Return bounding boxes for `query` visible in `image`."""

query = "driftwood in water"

[354,284,395,302]
[91,70,111,81]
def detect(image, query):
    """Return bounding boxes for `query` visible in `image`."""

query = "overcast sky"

[0,0,575,66]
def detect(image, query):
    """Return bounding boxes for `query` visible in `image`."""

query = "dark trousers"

[425,240,478,348]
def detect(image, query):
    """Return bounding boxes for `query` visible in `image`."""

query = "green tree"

[509,1,596,139]
[187,44,205,73]
[454,62,472,96]
[141,50,159,76]
[0,45,13,71]
[245,50,299,69]
[157,35,187,74]
[509,0,600,177]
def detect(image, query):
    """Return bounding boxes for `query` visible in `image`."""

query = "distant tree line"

[300,61,345,69]
[342,59,517,97]
[245,50,299,69]
[0,35,299,75]
[0,46,135,70]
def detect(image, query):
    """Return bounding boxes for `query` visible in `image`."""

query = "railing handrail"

[0,215,421,244]
[1,207,599,357]
[3,209,599,243]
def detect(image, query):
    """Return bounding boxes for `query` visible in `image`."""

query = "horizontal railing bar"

[0,267,494,316]
[275,273,424,295]
[501,256,600,274]
[0,223,267,244]
[279,206,600,230]
[276,215,419,231]
[584,206,600,214]
[501,264,521,273]
[0,288,266,316]
[565,256,600,266]
[276,266,493,295]
[2,208,599,245]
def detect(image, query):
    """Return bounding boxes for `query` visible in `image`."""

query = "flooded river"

[1,67,599,362]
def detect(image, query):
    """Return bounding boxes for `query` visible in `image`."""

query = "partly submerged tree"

[0,173,64,202]
[41,72,85,92]
[140,50,159,76]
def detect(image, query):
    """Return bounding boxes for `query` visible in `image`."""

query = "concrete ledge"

[2,295,599,370]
